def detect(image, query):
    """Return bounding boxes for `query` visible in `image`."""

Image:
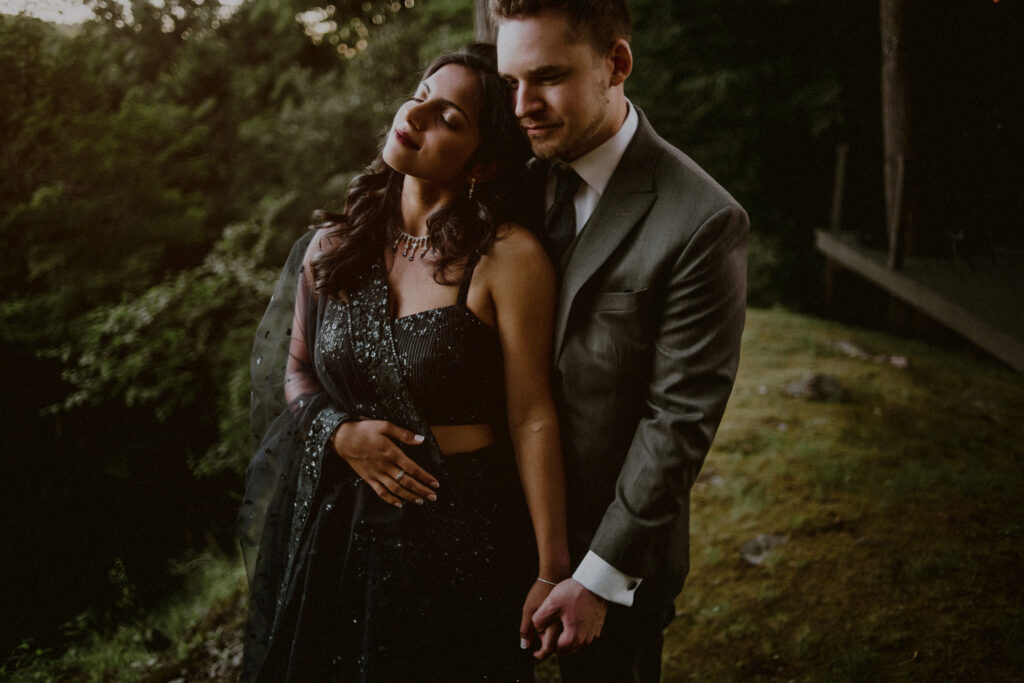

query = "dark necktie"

[545,164,583,262]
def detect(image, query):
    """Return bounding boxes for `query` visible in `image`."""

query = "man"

[492,1,748,679]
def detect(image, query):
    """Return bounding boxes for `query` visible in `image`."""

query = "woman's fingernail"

[394,501,404,508]
[520,638,529,650]
[431,481,440,489]
[413,434,425,443]
[427,493,437,502]
[415,498,424,505]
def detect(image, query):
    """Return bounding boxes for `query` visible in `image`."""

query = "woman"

[239,44,569,681]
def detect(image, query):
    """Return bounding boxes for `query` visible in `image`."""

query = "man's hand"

[331,420,438,507]
[530,578,607,659]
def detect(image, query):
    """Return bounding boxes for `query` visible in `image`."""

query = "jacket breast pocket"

[584,288,653,369]
[562,288,652,420]
[592,288,650,312]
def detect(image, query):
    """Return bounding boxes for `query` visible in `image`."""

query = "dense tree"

[0,0,474,655]
[627,0,882,305]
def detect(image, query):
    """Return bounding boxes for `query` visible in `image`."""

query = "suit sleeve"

[588,203,749,578]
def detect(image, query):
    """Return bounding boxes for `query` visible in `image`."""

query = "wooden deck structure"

[816,230,1024,372]
[816,0,1022,372]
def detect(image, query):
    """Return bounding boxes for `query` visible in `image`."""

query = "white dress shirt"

[546,103,639,235]
[546,103,643,607]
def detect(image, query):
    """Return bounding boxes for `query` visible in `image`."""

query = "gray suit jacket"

[554,108,748,606]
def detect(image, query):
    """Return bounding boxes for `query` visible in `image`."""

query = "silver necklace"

[392,230,435,261]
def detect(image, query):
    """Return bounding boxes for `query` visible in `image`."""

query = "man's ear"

[470,161,499,183]
[607,39,633,87]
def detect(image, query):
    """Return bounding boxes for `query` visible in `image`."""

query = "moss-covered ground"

[655,308,1024,682]
[7,307,1023,681]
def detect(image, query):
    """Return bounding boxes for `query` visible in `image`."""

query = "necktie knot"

[553,164,583,205]
[545,164,583,265]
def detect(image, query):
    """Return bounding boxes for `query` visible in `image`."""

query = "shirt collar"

[567,102,639,197]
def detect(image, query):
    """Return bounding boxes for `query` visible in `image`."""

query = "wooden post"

[829,143,849,232]
[887,153,906,269]
[475,0,496,42]
[880,0,910,270]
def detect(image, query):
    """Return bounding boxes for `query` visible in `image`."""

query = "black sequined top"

[315,258,505,427]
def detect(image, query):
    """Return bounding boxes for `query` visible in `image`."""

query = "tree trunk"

[880,0,912,268]
[475,0,496,42]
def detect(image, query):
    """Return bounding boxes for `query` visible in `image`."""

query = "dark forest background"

[0,0,1014,659]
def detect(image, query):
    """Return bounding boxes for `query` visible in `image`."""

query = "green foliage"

[0,0,474,480]
[1,8,474,654]
[1,552,247,682]
[627,0,877,306]
[51,195,293,476]
[0,14,216,344]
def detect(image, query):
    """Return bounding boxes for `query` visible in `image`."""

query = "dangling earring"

[468,177,476,200]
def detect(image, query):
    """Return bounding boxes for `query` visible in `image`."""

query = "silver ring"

[395,470,405,482]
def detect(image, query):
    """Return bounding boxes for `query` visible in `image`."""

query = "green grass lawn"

[8,307,1023,681]
[658,307,1024,682]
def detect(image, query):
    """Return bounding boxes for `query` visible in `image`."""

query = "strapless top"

[391,302,504,425]
[315,259,505,427]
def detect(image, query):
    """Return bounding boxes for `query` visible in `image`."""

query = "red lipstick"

[395,129,420,149]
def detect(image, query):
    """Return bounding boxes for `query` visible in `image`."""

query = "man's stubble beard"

[529,93,609,162]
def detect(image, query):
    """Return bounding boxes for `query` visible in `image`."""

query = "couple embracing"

[240,1,748,680]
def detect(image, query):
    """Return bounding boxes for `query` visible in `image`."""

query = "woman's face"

[382,63,484,188]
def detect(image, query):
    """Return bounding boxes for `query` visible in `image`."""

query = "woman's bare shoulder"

[478,223,554,294]
[488,223,550,267]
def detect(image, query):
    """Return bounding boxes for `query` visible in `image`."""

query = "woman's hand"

[331,419,439,507]
[519,579,557,656]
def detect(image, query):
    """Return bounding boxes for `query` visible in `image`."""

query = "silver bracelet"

[535,577,558,587]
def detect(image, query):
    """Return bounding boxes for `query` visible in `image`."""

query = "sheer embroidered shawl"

[237,230,444,678]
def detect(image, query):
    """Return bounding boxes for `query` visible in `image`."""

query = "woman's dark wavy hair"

[310,43,532,295]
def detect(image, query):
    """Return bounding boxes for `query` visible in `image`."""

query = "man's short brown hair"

[490,0,632,52]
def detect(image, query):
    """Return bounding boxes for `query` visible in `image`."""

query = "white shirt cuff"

[572,550,642,607]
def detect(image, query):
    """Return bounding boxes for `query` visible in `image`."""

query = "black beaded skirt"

[256,439,535,682]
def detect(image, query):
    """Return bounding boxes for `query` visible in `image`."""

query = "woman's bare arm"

[482,225,570,647]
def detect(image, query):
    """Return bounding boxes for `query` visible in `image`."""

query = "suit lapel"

[553,111,660,358]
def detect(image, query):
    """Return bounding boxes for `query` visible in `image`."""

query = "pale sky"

[0,0,94,24]
[0,0,244,25]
